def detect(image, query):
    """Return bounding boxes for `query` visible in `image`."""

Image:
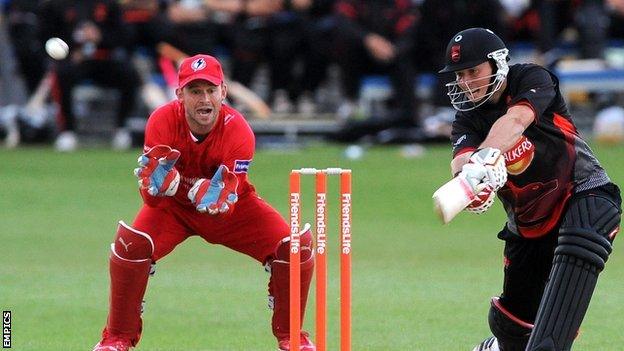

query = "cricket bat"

[432,175,476,224]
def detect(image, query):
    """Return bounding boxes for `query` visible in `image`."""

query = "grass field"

[1,142,624,350]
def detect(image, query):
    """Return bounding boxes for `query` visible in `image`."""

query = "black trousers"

[333,33,417,123]
[497,182,622,323]
[54,59,140,131]
[230,15,303,102]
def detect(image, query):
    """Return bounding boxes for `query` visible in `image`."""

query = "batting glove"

[459,162,491,196]
[465,183,496,214]
[468,147,507,191]
[134,145,181,196]
[187,165,239,215]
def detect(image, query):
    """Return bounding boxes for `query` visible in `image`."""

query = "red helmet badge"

[451,45,461,62]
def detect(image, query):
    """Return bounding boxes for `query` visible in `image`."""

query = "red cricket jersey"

[142,100,255,208]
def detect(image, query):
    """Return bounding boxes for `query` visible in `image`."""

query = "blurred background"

[3,1,624,350]
[1,0,624,152]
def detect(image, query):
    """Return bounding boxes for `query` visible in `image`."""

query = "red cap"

[178,54,224,88]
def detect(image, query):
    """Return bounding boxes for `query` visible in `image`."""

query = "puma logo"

[119,237,133,252]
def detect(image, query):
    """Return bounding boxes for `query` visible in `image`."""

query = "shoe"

[297,92,316,116]
[336,100,365,121]
[54,131,77,152]
[277,331,316,351]
[92,336,133,351]
[112,128,132,151]
[272,89,294,114]
[1,105,20,148]
[472,336,500,351]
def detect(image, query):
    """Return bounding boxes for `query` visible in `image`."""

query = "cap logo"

[451,45,461,62]
[454,35,462,42]
[191,58,206,71]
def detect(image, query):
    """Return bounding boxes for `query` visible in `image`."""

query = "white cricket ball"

[344,145,364,160]
[45,37,69,60]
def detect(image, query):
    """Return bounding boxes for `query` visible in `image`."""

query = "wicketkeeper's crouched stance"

[93,55,315,351]
[438,28,622,351]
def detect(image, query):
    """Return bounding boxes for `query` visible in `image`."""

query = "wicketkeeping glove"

[187,165,239,215]
[134,145,181,196]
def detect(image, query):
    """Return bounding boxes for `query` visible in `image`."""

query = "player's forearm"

[451,153,471,176]
[480,105,534,153]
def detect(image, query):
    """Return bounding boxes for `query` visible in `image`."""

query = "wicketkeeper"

[92,54,315,351]
[440,28,622,351]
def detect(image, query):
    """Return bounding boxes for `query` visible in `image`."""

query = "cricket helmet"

[439,28,510,111]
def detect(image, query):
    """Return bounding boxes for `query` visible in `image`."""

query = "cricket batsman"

[92,54,315,351]
[439,28,622,350]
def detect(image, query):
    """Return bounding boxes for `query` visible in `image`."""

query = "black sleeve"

[97,0,127,50]
[334,0,367,42]
[392,8,419,57]
[509,66,557,123]
[37,1,67,43]
[451,113,482,158]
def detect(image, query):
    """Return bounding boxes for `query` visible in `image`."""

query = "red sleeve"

[335,0,357,19]
[144,102,176,150]
[139,102,178,206]
[222,113,255,190]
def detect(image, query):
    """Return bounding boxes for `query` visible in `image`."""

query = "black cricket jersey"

[450,63,610,238]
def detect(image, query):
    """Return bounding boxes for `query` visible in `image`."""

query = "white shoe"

[54,131,78,152]
[1,105,20,148]
[297,92,316,115]
[112,128,132,151]
[5,118,20,149]
[472,336,500,351]
[272,89,293,114]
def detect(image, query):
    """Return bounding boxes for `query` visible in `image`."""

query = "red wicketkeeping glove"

[187,165,239,215]
[134,145,181,196]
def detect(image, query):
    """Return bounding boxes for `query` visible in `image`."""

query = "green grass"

[1,142,624,350]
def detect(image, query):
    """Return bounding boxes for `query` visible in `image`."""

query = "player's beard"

[188,104,220,134]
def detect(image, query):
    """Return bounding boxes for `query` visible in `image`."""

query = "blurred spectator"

[120,0,174,111]
[333,0,419,123]
[607,0,624,39]
[288,0,337,114]
[503,1,539,43]
[122,0,172,55]
[164,0,242,56]
[38,0,141,151]
[416,0,507,107]
[329,0,422,144]
[229,0,306,113]
[4,0,46,94]
[535,0,610,61]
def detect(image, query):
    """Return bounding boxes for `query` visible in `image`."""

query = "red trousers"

[133,191,290,263]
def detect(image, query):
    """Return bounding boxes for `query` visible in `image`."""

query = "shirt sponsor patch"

[234,160,251,173]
